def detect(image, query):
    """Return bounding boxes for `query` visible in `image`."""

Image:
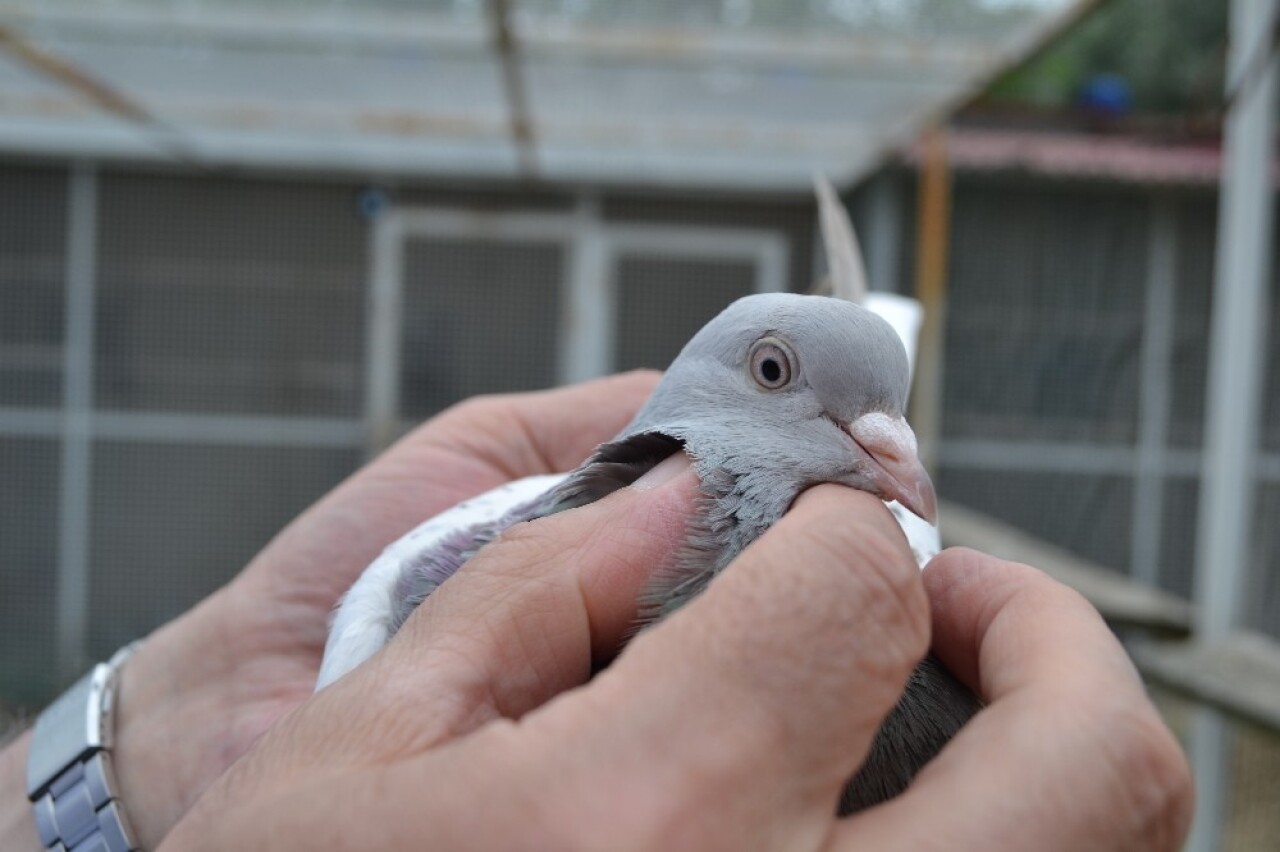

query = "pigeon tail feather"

[814,173,870,305]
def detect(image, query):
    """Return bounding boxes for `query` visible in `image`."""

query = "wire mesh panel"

[1160,479,1201,600]
[87,442,360,658]
[1168,196,1216,451]
[0,165,65,705]
[939,468,1136,573]
[0,165,66,407]
[0,168,376,707]
[1222,717,1280,852]
[1150,687,1280,852]
[1250,484,1280,640]
[399,238,563,420]
[943,180,1148,444]
[0,438,60,705]
[936,180,1151,579]
[614,255,756,371]
[94,173,367,417]
[602,194,816,292]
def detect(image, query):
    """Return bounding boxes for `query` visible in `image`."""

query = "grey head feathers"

[631,292,910,437]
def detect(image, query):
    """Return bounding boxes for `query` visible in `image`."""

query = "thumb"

[395,452,699,702]
[310,453,702,766]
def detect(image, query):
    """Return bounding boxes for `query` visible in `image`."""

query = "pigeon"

[318,181,981,814]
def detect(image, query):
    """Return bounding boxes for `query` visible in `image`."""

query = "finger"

[515,486,930,849]
[926,547,1144,699]
[831,551,1194,852]
[264,454,702,774]
[419,369,663,482]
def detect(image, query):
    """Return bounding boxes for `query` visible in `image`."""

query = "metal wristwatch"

[26,642,142,852]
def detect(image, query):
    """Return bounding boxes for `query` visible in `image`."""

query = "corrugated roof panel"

[0,0,1089,188]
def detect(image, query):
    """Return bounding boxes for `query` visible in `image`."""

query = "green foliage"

[988,0,1228,115]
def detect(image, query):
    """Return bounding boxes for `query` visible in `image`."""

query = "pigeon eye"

[749,338,795,390]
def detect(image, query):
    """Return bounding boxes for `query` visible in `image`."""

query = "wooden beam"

[910,126,950,473]
[0,24,196,163]
[486,0,538,179]
[1132,633,1280,734]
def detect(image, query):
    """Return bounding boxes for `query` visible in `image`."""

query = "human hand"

[98,371,662,848]
[162,479,1193,851]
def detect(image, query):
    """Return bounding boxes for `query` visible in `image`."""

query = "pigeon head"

[626,292,936,525]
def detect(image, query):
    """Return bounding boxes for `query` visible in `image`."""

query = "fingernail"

[632,451,692,490]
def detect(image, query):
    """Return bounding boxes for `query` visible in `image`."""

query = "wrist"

[110,600,240,849]
[109,584,309,849]
[0,730,42,851]
[4,629,210,852]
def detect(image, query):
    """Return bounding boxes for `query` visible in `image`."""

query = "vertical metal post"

[1189,0,1278,847]
[911,127,952,473]
[56,162,97,683]
[1131,197,1177,588]
[365,212,404,456]
[559,195,611,384]
[865,171,904,294]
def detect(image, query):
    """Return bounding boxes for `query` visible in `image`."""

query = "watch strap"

[31,751,137,851]
[27,642,141,852]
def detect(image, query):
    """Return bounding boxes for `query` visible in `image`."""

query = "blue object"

[1078,73,1134,116]
[357,187,389,220]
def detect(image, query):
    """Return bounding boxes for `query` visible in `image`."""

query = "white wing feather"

[315,473,568,690]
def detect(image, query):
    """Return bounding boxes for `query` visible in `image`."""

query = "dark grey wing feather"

[389,431,684,633]
[839,653,983,814]
[544,432,684,515]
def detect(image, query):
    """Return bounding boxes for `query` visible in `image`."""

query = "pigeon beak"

[845,413,938,525]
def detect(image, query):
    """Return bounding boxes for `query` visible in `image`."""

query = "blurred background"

[0,0,1275,849]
